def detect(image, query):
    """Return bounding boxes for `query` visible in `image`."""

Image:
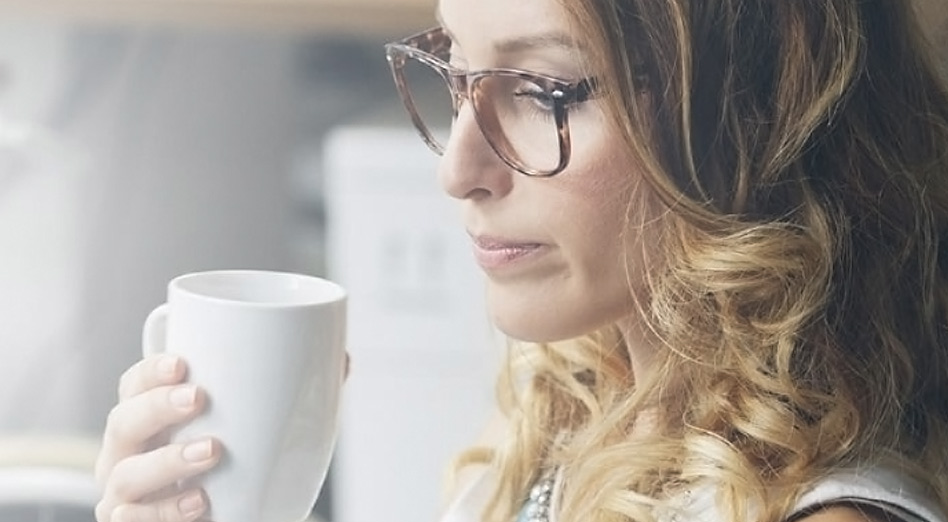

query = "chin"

[489,304,592,344]
[485,284,636,344]
[494,323,568,344]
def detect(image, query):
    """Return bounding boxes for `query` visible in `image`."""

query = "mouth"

[470,234,547,270]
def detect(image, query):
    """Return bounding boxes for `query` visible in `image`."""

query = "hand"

[95,355,222,522]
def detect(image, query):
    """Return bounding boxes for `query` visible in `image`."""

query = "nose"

[436,103,514,201]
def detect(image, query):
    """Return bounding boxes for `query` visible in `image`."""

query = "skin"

[95,355,220,522]
[436,0,659,366]
[434,0,685,427]
[92,1,897,521]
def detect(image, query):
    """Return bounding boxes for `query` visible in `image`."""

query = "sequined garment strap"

[517,471,557,522]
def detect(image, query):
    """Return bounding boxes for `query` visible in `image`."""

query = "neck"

[615,314,685,438]
[615,314,660,386]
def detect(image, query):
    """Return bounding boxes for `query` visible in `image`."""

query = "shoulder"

[796,504,911,522]
[790,465,947,522]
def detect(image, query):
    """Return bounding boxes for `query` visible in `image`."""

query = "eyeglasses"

[384,27,598,177]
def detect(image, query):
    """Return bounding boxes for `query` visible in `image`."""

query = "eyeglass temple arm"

[397,27,451,56]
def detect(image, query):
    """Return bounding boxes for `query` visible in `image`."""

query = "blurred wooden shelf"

[0,0,437,36]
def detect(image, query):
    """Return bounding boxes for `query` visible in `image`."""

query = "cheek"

[480,117,663,342]
[485,172,646,343]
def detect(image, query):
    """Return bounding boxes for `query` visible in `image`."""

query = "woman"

[94,1,948,522]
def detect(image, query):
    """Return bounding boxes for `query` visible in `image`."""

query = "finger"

[118,355,187,401]
[97,488,208,522]
[100,439,221,512]
[96,385,206,487]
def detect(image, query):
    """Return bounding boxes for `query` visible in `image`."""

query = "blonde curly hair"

[454,1,948,522]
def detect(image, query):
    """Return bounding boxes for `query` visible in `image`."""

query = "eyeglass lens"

[399,57,454,152]
[398,58,562,174]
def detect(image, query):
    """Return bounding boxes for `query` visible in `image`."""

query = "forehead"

[436,0,576,50]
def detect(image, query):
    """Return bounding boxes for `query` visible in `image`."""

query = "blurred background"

[0,1,944,522]
[0,1,503,521]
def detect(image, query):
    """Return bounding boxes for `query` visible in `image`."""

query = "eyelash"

[442,50,590,119]
[513,88,557,114]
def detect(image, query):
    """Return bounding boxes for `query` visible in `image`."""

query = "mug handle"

[142,304,169,357]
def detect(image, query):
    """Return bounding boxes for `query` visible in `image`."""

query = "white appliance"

[325,126,503,522]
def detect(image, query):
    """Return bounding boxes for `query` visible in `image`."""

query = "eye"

[513,85,559,113]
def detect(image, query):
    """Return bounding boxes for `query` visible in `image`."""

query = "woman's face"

[437,0,660,342]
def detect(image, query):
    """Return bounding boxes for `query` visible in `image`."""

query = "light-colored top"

[439,464,947,522]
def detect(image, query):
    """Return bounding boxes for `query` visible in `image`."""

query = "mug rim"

[169,269,347,308]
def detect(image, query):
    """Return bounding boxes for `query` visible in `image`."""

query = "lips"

[470,235,546,270]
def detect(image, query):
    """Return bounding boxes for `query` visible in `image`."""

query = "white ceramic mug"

[142,270,347,522]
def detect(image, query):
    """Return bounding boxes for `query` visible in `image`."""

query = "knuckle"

[94,500,112,522]
[116,379,129,401]
[104,404,123,431]
[109,504,136,522]
[94,456,109,490]
[104,407,133,446]
[116,366,137,399]
[107,460,137,500]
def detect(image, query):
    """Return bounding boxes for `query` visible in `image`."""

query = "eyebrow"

[494,32,583,54]
[435,10,584,55]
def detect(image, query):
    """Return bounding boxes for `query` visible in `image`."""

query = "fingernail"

[178,490,205,516]
[182,439,213,462]
[169,385,196,409]
[158,356,179,378]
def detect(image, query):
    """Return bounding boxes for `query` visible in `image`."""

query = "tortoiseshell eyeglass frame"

[384,26,599,177]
